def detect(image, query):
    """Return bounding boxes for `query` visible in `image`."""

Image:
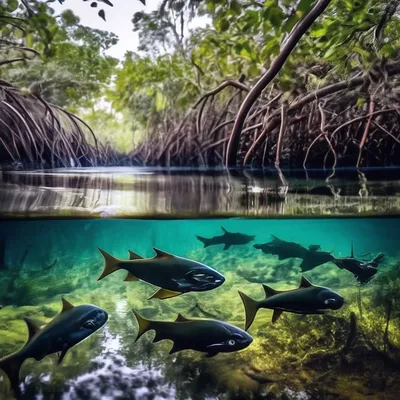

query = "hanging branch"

[225,0,333,167]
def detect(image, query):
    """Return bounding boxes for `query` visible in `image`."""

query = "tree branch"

[225,0,332,167]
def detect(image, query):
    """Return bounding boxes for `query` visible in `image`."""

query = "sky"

[50,0,209,59]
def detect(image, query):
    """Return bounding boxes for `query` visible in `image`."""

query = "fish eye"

[82,320,96,330]
[228,339,235,346]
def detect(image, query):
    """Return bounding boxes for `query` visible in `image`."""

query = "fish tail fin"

[238,291,259,331]
[97,248,120,281]
[253,244,262,249]
[132,309,152,342]
[0,354,23,393]
[196,236,212,248]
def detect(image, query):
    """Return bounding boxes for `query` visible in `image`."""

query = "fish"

[332,243,384,284]
[97,247,225,299]
[196,227,255,250]
[254,235,307,260]
[238,276,344,331]
[254,236,334,272]
[132,309,253,357]
[0,298,108,393]
[300,245,334,272]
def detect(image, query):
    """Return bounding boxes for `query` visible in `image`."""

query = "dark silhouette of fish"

[132,309,253,358]
[238,276,344,330]
[254,236,334,272]
[300,245,334,272]
[196,227,255,250]
[0,298,108,393]
[98,247,225,299]
[333,243,384,284]
[254,236,307,259]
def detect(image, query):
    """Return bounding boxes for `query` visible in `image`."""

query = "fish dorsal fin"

[350,241,354,258]
[262,284,279,298]
[128,250,143,260]
[221,226,229,234]
[299,276,313,288]
[153,248,174,258]
[175,313,190,322]
[23,317,41,342]
[61,297,75,313]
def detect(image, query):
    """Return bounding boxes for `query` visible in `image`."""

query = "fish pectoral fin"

[57,348,69,365]
[148,288,182,300]
[206,351,219,358]
[272,309,283,323]
[223,244,231,250]
[124,272,139,282]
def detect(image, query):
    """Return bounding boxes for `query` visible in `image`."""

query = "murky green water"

[0,217,399,399]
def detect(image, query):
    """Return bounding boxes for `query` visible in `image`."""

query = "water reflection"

[0,167,400,218]
[62,329,177,400]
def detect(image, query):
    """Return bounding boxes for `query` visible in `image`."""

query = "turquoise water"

[0,218,399,399]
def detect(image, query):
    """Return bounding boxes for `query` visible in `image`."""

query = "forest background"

[1,0,400,169]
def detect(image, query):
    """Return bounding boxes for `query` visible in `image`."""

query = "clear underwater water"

[1,217,400,400]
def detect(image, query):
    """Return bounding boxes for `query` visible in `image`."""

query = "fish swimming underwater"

[132,309,253,357]
[254,236,334,272]
[98,247,225,299]
[196,227,255,250]
[238,276,344,330]
[0,298,108,392]
[254,236,307,260]
[332,243,384,284]
[300,245,334,272]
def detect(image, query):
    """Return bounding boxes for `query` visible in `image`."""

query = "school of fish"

[0,226,385,395]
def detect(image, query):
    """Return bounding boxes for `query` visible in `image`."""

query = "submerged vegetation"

[0,218,400,399]
[1,0,400,169]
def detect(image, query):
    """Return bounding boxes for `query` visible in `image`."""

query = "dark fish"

[132,310,253,357]
[196,227,255,250]
[238,276,344,330]
[0,298,107,392]
[300,245,334,272]
[333,243,384,284]
[254,235,307,260]
[254,236,334,272]
[98,248,225,299]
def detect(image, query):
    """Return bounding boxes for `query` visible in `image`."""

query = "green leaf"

[297,0,314,13]
[218,18,230,32]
